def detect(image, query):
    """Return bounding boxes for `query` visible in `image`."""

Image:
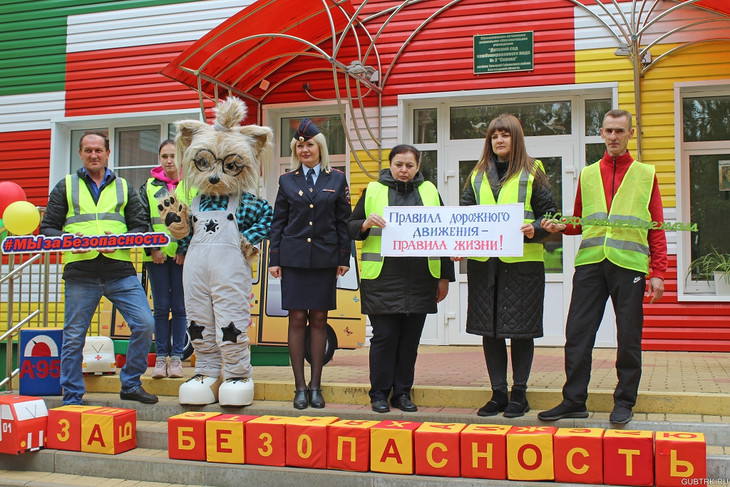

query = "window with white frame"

[679,86,730,298]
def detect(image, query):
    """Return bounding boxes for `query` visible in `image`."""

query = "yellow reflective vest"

[469,160,545,263]
[361,181,441,280]
[575,160,654,274]
[63,174,130,263]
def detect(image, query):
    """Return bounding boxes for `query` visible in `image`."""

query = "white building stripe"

[0,92,65,133]
[67,0,253,53]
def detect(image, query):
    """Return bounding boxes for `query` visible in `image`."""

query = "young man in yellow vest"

[40,132,157,406]
[538,110,667,424]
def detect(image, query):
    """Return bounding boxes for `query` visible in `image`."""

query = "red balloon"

[0,181,26,216]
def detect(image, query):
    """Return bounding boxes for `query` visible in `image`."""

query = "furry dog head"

[176,97,273,197]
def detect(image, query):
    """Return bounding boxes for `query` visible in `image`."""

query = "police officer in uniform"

[268,118,352,410]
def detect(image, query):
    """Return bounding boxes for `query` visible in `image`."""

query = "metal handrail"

[0,253,41,285]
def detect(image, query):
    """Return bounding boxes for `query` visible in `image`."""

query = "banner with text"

[380,204,524,257]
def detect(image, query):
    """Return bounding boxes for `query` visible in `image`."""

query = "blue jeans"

[146,259,186,358]
[62,275,154,405]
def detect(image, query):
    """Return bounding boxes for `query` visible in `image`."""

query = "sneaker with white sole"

[151,357,167,379]
[168,357,184,378]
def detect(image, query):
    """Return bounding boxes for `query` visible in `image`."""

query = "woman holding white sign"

[348,144,455,414]
[456,114,558,418]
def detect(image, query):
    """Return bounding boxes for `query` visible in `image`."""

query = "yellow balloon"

[3,200,40,235]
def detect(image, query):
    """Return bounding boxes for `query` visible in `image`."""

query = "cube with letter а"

[326,419,379,472]
[206,414,257,464]
[80,407,136,454]
[603,429,654,486]
[244,415,292,466]
[370,420,421,475]
[460,424,510,479]
[554,427,604,484]
[414,421,466,477]
[506,425,557,481]
[654,431,706,487]
[47,405,100,451]
[285,415,339,469]
[168,411,221,460]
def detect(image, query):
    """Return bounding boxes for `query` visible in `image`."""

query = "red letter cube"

[603,429,654,486]
[327,419,379,472]
[655,431,706,487]
[47,405,100,451]
[460,424,510,479]
[244,415,292,466]
[285,415,339,469]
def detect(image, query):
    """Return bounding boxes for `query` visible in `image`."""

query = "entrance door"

[440,139,577,345]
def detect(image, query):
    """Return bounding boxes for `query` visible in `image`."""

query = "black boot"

[477,390,508,417]
[503,388,530,418]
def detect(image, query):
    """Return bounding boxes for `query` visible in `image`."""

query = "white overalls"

[183,194,252,380]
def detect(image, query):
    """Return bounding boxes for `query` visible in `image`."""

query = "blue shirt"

[81,167,112,203]
[303,164,320,186]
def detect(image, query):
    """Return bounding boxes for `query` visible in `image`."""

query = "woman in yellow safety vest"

[456,114,558,418]
[348,144,455,414]
[138,139,187,380]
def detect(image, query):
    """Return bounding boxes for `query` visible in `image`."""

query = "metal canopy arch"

[161,0,730,174]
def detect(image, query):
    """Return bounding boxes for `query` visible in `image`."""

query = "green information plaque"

[474,31,534,74]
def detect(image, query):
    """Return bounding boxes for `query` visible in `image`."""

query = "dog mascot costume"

[159,97,273,406]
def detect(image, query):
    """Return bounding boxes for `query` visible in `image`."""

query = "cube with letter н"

[603,429,654,486]
[47,405,100,451]
[168,411,221,460]
[244,415,292,467]
[654,431,706,487]
[460,424,510,479]
[80,407,136,454]
[554,427,604,484]
[370,420,421,475]
[206,414,257,464]
[414,421,466,477]
[285,415,339,469]
[327,419,379,472]
[506,425,557,481]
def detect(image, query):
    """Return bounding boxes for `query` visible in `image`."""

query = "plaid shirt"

[176,192,272,254]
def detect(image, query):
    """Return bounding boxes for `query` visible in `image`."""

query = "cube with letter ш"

[460,424,510,479]
[603,429,654,486]
[47,405,101,451]
[506,425,557,481]
[327,419,379,472]
[285,415,339,469]
[553,427,604,485]
[206,414,257,464]
[168,411,221,460]
[414,421,466,477]
[370,420,421,474]
[654,431,706,487]
[80,407,136,455]
[244,415,292,466]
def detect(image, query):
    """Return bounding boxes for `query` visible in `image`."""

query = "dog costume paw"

[240,237,259,267]
[158,196,190,240]
[178,374,221,405]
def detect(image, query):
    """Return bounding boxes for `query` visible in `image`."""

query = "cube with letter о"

[414,421,466,477]
[168,411,221,460]
[654,431,706,487]
[327,419,379,472]
[244,415,292,466]
[603,429,654,486]
[47,405,100,451]
[370,420,421,475]
[80,407,136,455]
[506,425,557,481]
[0,395,49,455]
[206,414,257,464]
[285,416,339,469]
[460,424,510,479]
[554,427,604,484]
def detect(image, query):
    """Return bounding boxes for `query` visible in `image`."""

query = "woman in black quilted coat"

[457,114,558,418]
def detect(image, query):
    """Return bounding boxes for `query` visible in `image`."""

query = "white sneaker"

[179,374,220,405]
[168,357,184,378]
[218,377,254,407]
[151,357,167,379]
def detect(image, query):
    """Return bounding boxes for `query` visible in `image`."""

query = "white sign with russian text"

[380,204,525,257]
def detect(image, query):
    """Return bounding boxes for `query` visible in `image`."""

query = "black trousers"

[482,337,535,393]
[562,260,646,409]
[368,313,427,402]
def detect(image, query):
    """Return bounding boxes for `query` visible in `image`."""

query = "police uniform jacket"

[269,166,352,269]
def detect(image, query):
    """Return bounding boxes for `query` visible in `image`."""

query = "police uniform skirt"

[281,266,337,310]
